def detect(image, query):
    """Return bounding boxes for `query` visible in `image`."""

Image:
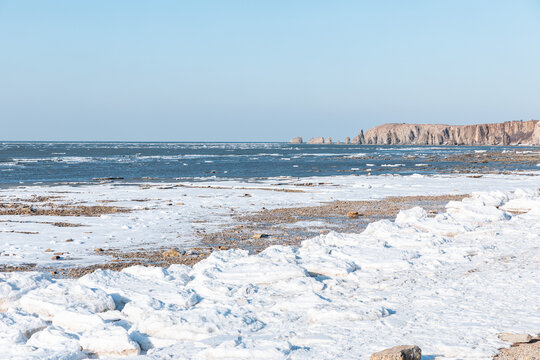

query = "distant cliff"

[354,120,540,146]
[292,120,540,146]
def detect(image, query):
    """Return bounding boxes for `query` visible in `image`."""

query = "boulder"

[498,333,533,343]
[370,345,421,360]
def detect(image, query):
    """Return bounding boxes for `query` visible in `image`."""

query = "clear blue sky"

[1,0,539,141]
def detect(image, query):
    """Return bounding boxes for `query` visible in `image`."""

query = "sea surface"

[0,142,538,184]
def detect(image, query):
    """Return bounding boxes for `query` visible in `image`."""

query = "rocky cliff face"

[354,120,540,146]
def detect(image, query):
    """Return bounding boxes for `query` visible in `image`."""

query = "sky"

[1,0,539,141]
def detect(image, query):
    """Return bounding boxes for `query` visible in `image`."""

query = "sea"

[0,142,538,185]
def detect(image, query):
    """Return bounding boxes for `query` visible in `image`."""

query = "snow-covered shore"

[1,187,539,359]
[1,173,539,267]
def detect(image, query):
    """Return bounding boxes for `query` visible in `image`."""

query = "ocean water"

[0,142,537,184]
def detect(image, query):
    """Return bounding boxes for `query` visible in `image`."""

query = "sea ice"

[0,188,539,359]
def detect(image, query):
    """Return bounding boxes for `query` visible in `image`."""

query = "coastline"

[1,183,539,359]
[1,150,539,359]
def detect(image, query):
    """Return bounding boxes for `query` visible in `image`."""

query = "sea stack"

[307,137,325,144]
[290,137,303,144]
[324,137,332,144]
[344,136,350,144]
[351,130,365,144]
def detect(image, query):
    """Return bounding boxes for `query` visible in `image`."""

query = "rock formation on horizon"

[351,130,364,144]
[290,137,303,144]
[307,137,325,144]
[354,120,539,146]
[292,120,539,146]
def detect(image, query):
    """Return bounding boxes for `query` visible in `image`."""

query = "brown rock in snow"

[370,345,421,360]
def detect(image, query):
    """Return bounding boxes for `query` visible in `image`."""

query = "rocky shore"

[292,120,540,146]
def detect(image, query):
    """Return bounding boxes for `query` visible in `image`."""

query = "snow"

[1,173,540,267]
[0,187,538,359]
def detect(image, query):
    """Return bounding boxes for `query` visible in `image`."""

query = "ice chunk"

[26,326,82,355]
[0,272,52,311]
[79,325,140,357]
[0,309,47,345]
[17,282,114,331]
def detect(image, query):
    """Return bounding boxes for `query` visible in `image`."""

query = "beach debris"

[370,345,421,360]
[347,211,360,218]
[253,233,269,239]
[162,248,181,258]
[498,333,533,343]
